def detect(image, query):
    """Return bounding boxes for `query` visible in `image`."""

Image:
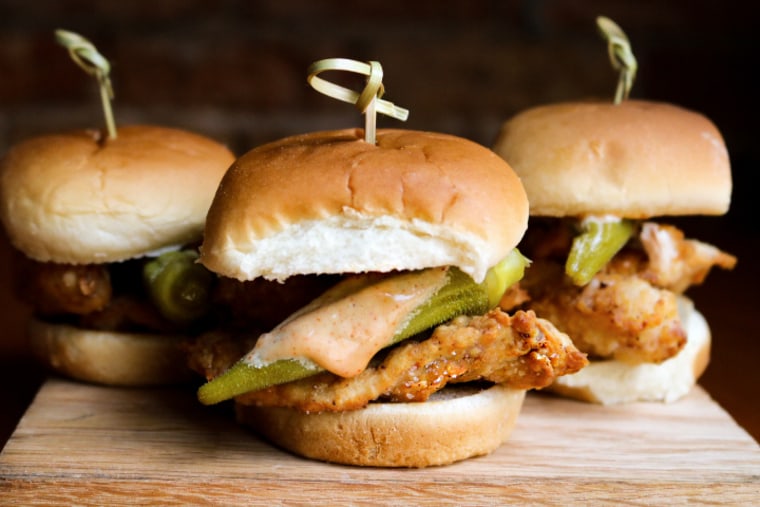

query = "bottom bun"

[548,297,710,404]
[27,317,194,386]
[236,384,526,468]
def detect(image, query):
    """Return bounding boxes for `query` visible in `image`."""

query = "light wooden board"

[1,378,758,505]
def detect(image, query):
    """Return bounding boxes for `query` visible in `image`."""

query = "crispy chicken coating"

[520,260,687,364]
[13,255,179,332]
[13,255,112,316]
[518,221,736,364]
[638,222,736,293]
[187,308,587,412]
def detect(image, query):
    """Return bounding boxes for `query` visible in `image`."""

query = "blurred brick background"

[0,1,758,436]
[1,1,756,221]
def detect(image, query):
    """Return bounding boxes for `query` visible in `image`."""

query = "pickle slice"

[484,249,529,308]
[565,218,635,286]
[143,250,214,324]
[197,252,528,405]
[198,360,319,405]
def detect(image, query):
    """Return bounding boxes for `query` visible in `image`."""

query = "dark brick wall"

[1,1,755,165]
[0,0,757,353]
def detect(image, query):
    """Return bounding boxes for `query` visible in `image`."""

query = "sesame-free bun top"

[492,100,732,218]
[0,125,235,264]
[201,128,528,283]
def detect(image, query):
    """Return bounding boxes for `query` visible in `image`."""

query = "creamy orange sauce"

[243,267,449,377]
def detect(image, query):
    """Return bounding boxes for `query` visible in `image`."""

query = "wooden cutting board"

[1,378,758,505]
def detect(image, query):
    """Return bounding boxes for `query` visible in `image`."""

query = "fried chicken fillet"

[519,221,735,365]
[187,308,586,412]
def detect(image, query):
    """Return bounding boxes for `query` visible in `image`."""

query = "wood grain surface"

[1,378,758,505]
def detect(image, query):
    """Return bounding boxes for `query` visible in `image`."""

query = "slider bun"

[548,297,710,404]
[27,317,194,386]
[201,128,528,283]
[492,100,732,218]
[235,384,525,467]
[0,125,235,264]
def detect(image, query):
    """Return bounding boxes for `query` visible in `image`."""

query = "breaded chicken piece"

[188,309,587,413]
[519,221,736,364]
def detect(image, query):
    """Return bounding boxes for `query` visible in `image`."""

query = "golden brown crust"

[547,299,710,404]
[201,128,528,283]
[27,317,195,386]
[492,100,731,218]
[519,258,688,365]
[0,125,235,264]
[230,309,586,412]
[235,384,525,467]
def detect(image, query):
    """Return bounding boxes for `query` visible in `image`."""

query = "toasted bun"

[235,384,525,467]
[201,129,528,283]
[27,317,194,386]
[0,125,235,264]
[548,297,709,404]
[492,100,731,218]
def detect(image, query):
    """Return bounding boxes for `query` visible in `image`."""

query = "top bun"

[201,128,528,283]
[0,125,235,264]
[492,100,731,218]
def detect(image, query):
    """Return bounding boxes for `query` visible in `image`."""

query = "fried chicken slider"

[188,128,587,467]
[492,99,737,404]
[0,125,236,386]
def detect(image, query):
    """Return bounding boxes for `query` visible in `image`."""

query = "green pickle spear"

[565,218,635,286]
[143,250,215,324]
[197,250,528,405]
